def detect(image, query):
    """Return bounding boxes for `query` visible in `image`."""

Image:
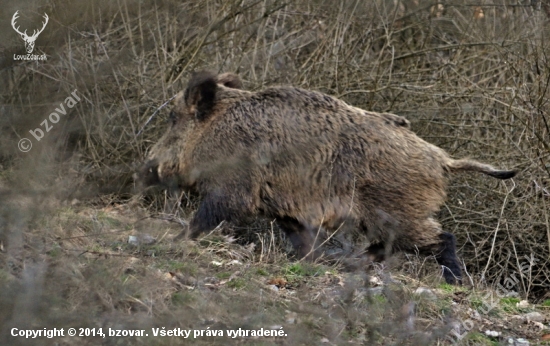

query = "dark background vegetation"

[1,0,549,345]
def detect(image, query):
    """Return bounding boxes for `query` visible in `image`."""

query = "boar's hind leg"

[434,232,462,285]
[277,217,322,260]
[413,220,462,285]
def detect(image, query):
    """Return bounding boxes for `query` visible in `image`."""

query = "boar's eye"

[168,110,177,126]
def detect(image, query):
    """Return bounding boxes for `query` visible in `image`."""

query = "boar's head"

[140,71,243,194]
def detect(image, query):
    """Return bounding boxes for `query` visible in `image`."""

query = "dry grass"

[1,0,550,344]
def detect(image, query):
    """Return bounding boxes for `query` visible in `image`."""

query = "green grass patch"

[500,297,521,313]
[256,268,269,276]
[171,292,194,306]
[283,263,323,278]
[156,260,197,275]
[216,272,232,280]
[468,295,501,317]
[368,294,387,305]
[438,283,456,293]
[227,278,247,290]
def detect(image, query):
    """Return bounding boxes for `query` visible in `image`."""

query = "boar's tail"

[447,159,517,179]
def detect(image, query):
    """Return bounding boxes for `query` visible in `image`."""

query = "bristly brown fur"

[185,71,218,121]
[141,70,517,285]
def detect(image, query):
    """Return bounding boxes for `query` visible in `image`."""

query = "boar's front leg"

[276,216,323,260]
[178,186,257,240]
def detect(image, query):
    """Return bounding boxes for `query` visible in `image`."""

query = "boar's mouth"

[139,159,181,194]
[141,159,160,186]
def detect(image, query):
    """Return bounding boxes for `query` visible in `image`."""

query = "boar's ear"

[217,72,242,89]
[185,71,218,121]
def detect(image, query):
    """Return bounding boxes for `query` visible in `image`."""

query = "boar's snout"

[140,159,160,188]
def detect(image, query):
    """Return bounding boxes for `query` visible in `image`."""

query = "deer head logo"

[11,11,49,54]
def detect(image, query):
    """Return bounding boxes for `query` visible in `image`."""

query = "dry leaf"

[267,277,287,288]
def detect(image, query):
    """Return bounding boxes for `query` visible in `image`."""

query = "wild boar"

[141,71,516,284]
